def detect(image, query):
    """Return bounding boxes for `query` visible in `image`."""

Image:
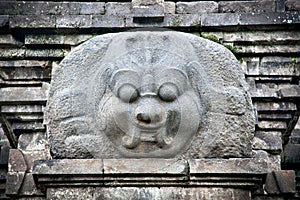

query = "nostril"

[136,113,151,124]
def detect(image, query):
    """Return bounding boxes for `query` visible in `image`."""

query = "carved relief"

[46,30,254,158]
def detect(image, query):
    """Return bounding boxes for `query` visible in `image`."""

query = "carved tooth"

[156,127,172,148]
[122,126,141,149]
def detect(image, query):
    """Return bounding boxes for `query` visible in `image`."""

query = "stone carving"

[46,30,255,159]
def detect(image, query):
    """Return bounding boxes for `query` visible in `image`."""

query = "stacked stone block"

[0,0,299,199]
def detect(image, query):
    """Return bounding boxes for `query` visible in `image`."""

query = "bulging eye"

[117,83,139,103]
[158,83,179,102]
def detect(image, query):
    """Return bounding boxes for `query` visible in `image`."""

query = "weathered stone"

[47,187,251,200]
[0,105,44,114]
[0,67,51,81]
[265,171,296,194]
[105,2,131,16]
[46,31,254,159]
[15,2,104,15]
[255,102,297,112]
[5,172,25,195]
[9,15,56,28]
[242,57,260,75]
[0,84,49,103]
[252,150,281,171]
[103,159,187,175]
[33,159,104,175]
[0,15,9,27]
[25,35,93,46]
[242,56,300,76]
[92,15,125,28]
[0,48,67,59]
[56,15,92,28]
[0,35,22,47]
[176,2,218,14]
[238,12,300,25]
[19,173,43,196]
[0,60,52,68]
[257,120,287,130]
[277,0,286,12]
[132,4,164,17]
[286,0,300,11]
[0,144,10,165]
[33,158,269,192]
[201,13,239,26]
[253,131,282,154]
[18,133,48,151]
[132,0,164,7]
[164,2,175,14]
[278,85,300,99]
[235,45,300,55]
[219,0,276,13]
[202,12,300,27]
[77,2,105,15]
[21,150,51,172]
[189,158,270,174]
[0,48,25,58]
[0,2,17,15]
[258,113,292,120]
[8,149,27,172]
[223,31,300,44]
[132,0,164,17]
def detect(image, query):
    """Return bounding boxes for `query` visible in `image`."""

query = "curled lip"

[134,118,166,130]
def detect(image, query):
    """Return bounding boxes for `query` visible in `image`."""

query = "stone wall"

[0,0,299,199]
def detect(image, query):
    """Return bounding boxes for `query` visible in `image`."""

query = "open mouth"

[121,125,173,149]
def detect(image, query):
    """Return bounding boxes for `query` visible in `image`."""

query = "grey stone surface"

[0,84,49,103]
[0,35,22,47]
[252,131,282,154]
[219,0,276,13]
[164,2,175,14]
[18,133,48,151]
[0,15,9,28]
[47,187,250,200]
[33,158,270,191]
[9,15,56,28]
[105,3,131,16]
[176,2,218,14]
[265,171,296,194]
[286,0,300,11]
[25,35,93,46]
[46,30,254,159]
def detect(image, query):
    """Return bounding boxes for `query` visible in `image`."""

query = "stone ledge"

[32,158,271,192]
[8,12,300,29]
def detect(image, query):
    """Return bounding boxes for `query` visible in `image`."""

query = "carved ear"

[186,62,207,96]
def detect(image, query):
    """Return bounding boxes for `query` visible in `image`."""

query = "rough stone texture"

[252,131,282,154]
[265,170,296,194]
[219,0,276,13]
[46,31,254,159]
[33,158,270,193]
[0,35,22,47]
[176,2,218,14]
[18,133,48,151]
[105,3,132,16]
[47,187,251,200]
[25,35,93,46]
[286,0,300,11]
[0,84,49,103]
[1,0,300,199]
[164,2,175,14]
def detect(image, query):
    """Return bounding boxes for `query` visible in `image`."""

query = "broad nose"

[135,98,163,124]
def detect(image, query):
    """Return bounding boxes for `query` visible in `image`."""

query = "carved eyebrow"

[158,68,188,80]
[110,69,140,91]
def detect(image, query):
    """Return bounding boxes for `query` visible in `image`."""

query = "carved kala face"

[97,61,203,157]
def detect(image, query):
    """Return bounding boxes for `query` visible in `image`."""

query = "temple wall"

[0,0,299,199]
